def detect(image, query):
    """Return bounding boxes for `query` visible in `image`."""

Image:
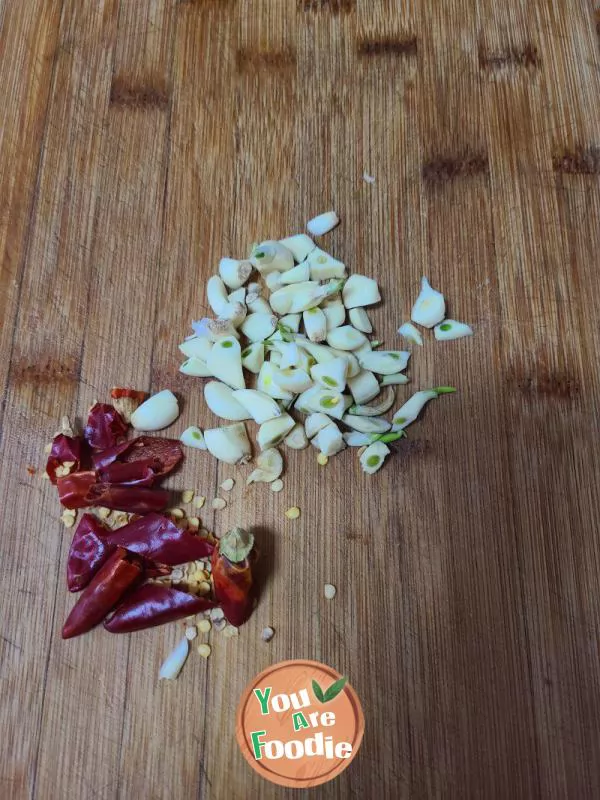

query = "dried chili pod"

[92,436,183,480]
[211,527,255,627]
[84,403,128,450]
[97,460,156,487]
[58,472,169,513]
[67,513,114,592]
[45,434,84,484]
[104,512,214,564]
[104,584,215,633]
[62,547,143,639]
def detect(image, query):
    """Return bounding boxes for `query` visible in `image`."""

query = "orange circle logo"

[236,659,364,788]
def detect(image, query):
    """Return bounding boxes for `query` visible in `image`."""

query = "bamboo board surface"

[2,1,600,798]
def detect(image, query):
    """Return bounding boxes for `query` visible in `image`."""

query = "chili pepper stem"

[219,527,254,563]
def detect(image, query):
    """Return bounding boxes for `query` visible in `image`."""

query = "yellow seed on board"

[317,453,329,466]
[193,495,206,509]
[167,507,185,519]
[212,498,226,510]
[182,489,195,504]
[188,516,200,530]
[197,644,211,658]
[285,506,300,520]
[198,619,212,633]
[220,478,235,491]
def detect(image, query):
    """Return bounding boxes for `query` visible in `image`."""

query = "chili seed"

[317,454,329,466]
[285,506,300,520]
[212,498,226,510]
[193,495,206,509]
[182,489,195,504]
[324,583,337,600]
[198,619,212,633]
[197,644,211,658]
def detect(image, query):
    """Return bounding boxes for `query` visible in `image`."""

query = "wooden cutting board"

[2,1,600,797]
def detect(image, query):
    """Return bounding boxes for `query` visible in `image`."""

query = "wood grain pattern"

[2,1,600,797]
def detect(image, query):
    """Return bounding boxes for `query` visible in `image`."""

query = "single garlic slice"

[398,321,423,346]
[349,307,373,333]
[207,337,245,390]
[358,350,410,375]
[179,336,213,361]
[304,412,332,439]
[227,287,246,304]
[131,390,179,431]
[257,362,294,401]
[314,421,345,456]
[276,341,301,370]
[434,319,474,340]
[257,414,296,450]
[305,389,350,421]
[327,347,360,378]
[265,271,283,292]
[204,381,251,421]
[269,282,317,314]
[246,295,273,315]
[411,277,445,328]
[279,233,316,262]
[381,372,410,386]
[322,298,346,331]
[232,389,282,424]
[272,366,313,393]
[287,283,330,314]
[180,357,212,377]
[307,248,346,281]
[348,386,395,416]
[240,313,277,343]
[347,369,380,404]
[360,441,391,474]
[310,357,347,392]
[204,423,251,464]
[206,275,230,315]
[342,414,391,434]
[303,307,327,342]
[280,262,310,284]
[284,423,309,449]
[159,637,189,680]
[326,325,368,351]
[219,257,252,290]
[246,447,284,484]
[241,342,264,374]
[391,389,442,430]
[307,210,340,236]
[342,274,381,309]
[180,426,208,450]
[218,301,247,328]
[279,313,301,333]
[295,338,336,364]
[251,241,295,274]
[343,431,372,447]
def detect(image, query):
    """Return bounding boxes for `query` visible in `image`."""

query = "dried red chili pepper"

[67,513,114,592]
[58,471,169,513]
[110,388,146,402]
[84,403,128,450]
[104,512,214,564]
[97,460,156,487]
[45,434,84,485]
[62,547,143,639]
[104,584,215,633]
[211,527,256,627]
[92,436,183,479]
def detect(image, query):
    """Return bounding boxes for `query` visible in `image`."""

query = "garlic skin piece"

[207,337,245,390]
[204,381,252,421]
[232,389,282,423]
[347,369,380,404]
[257,414,296,450]
[342,275,381,309]
[322,298,346,331]
[179,337,213,361]
[314,421,345,456]
[179,357,212,377]
[279,233,316,262]
[434,319,474,340]
[360,441,391,474]
[206,275,230,315]
[159,637,189,680]
[284,423,309,450]
[272,367,313,393]
[219,258,252,290]
[342,414,391,434]
[247,447,284,484]
[349,307,373,333]
[280,262,310,284]
[303,307,327,342]
[204,423,251,464]
[358,350,411,375]
[251,241,295,274]
[241,342,264,374]
[326,326,368,351]
[307,248,346,281]
[240,313,277,343]
[310,357,347,392]
[381,372,410,386]
[257,362,294,402]
[304,412,332,439]
[180,426,208,450]
[391,389,439,431]
[411,277,446,328]
[398,321,423,346]
[306,210,340,236]
[131,390,179,432]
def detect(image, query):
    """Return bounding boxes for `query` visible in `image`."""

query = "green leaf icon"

[312,679,325,703]
[323,676,348,702]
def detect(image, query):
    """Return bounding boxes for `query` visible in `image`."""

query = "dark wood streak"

[357,36,418,58]
[109,75,169,110]
[297,0,355,13]
[422,151,489,183]
[506,368,581,400]
[235,48,296,73]
[10,357,79,387]
[478,43,540,70]
[553,147,600,175]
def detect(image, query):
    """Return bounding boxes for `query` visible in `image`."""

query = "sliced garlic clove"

[180,425,208,450]
[257,414,296,450]
[246,447,284,484]
[279,233,316,262]
[207,337,245,390]
[306,389,349,420]
[159,637,189,680]
[347,369,380,404]
[348,386,395,416]
[284,423,309,450]
[411,277,445,328]
[218,301,247,328]
[269,282,316,314]
[265,271,283,292]
[204,423,252,464]
[206,318,240,341]
[343,431,372,447]
[240,313,277,343]
[398,321,423,346]
[272,366,313,393]
[360,441,391,474]
[247,295,273,315]
[218,258,252,290]
[204,381,252,421]
[241,342,264,374]
[231,389,282,423]
[179,336,213,361]
[131,390,179,431]
[295,338,337,364]
[278,313,301,333]
[257,362,294,401]
[358,350,410,375]
[306,210,340,236]
[287,283,329,314]
[342,414,391,434]
[251,241,295,274]
[322,298,346,330]
[179,357,212,377]
[327,347,360,378]
[303,307,327,342]
[326,325,368,351]
[304,412,332,439]
[207,275,230,315]
[391,389,446,430]
[280,262,310,284]
[342,274,381,309]
[227,287,246,304]
[310,357,347,392]
[434,319,474,340]
[314,421,345,456]
[277,341,301,370]
[349,307,373,333]
[381,372,410,386]
[307,248,346,281]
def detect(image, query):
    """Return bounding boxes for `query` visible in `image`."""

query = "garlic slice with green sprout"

[257,414,296,450]
[307,210,340,236]
[246,448,283,484]
[391,387,455,430]
[380,372,410,386]
[278,313,301,332]
[342,274,381,308]
[434,320,474,340]
[204,423,251,464]
[207,337,245,390]
[241,342,264,374]
[348,386,395,416]
[310,357,347,392]
[322,298,346,330]
[360,441,390,474]
[305,388,349,420]
[295,385,322,414]
[304,412,332,439]
[179,337,213,361]
[180,426,207,450]
[272,367,313,393]
[179,357,212,377]
[219,258,252,290]
[279,233,316,262]
[231,389,282,423]
[397,321,423,346]
[159,637,189,680]
[280,262,310,284]
[240,313,277,343]
[206,275,230,315]
[131,390,179,432]
[204,381,252,421]
[303,307,327,342]
[411,277,445,328]
[342,414,391,434]
[314,421,345,456]
[358,350,410,375]
[307,248,346,281]
[284,423,309,449]
[251,241,295,274]
[269,282,317,314]
[347,369,380,404]
[326,325,368,351]
[349,307,373,333]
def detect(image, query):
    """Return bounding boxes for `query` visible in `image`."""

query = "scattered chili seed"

[213,618,227,632]
[182,489,195,504]
[197,644,211,658]
[223,625,239,638]
[193,495,206,509]
[324,583,337,600]
[167,507,185,519]
[198,619,212,633]
[212,498,226,510]
[171,568,184,582]
[97,507,111,520]
[197,581,211,596]
[317,453,329,466]
[262,626,275,642]
[270,479,284,493]
[285,506,300,520]
[188,516,200,530]
[220,478,235,491]
[210,607,225,621]
[44,443,52,454]
[185,626,198,641]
